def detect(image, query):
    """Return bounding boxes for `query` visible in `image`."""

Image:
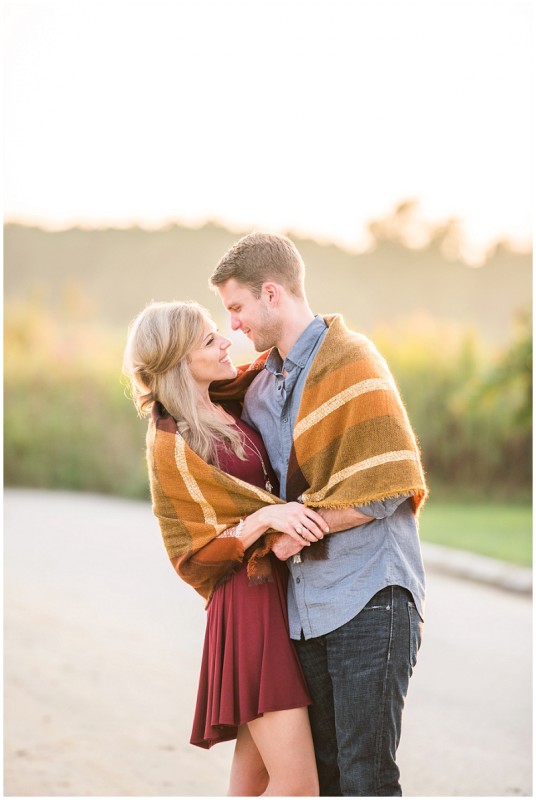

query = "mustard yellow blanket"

[147,315,427,603]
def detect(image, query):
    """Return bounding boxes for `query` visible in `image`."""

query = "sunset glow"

[4,0,533,257]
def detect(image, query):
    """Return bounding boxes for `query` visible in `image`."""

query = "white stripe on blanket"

[174,434,223,533]
[174,432,280,529]
[293,378,395,440]
[302,450,420,503]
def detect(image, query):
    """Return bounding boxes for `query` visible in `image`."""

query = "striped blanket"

[285,315,427,511]
[147,314,427,602]
[146,396,282,604]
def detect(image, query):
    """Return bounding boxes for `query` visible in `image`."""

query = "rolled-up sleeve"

[354,494,411,520]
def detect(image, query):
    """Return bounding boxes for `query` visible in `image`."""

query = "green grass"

[419,501,533,567]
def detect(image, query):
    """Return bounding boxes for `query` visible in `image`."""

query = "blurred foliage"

[373,313,532,498]
[4,297,532,502]
[4,211,532,346]
[475,311,532,430]
[4,299,149,499]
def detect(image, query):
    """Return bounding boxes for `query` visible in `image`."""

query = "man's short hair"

[209,232,305,297]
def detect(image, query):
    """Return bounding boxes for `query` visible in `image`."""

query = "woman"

[123,300,325,796]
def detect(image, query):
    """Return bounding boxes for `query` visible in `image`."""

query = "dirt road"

[4,489,532,796]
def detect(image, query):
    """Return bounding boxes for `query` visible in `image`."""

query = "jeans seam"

[373,585,394,793]
[407,602,422,670]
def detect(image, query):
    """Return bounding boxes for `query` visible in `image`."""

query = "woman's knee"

[228,767,268,797]
[288,771,319,796]
[228,725,269,795]
[246,708,319,796]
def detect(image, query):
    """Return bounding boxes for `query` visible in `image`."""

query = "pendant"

[265,479,273,492]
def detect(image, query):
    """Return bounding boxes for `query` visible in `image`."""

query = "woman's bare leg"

[227,724,269,796]
[247,707,319,796]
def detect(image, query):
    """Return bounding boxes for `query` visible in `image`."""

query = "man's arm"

[270,496,412,560]
[317,496,411,536]
[316,506,373,533]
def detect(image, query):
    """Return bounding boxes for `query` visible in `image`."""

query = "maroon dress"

[190,417,312,749]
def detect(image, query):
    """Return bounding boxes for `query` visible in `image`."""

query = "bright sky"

[4,0,533,257]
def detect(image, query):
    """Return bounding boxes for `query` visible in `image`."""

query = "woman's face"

[188,317,237,390]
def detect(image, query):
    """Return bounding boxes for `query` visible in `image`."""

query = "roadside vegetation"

[5,297,531,566]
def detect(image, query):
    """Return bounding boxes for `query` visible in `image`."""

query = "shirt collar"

[264,315,327,374]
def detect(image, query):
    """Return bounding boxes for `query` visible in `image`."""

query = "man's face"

[217,278,282,353]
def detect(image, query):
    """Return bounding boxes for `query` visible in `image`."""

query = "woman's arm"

[169,537,246,599]
[171,503,330,596]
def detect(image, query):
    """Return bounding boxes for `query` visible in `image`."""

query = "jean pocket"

[363,586,393,611]
[407,601,423,669]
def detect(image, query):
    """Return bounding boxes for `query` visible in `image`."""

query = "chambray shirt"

[242,316,426,639]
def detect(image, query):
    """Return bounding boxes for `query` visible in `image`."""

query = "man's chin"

[253,339,271,352]
[248,331,275,352]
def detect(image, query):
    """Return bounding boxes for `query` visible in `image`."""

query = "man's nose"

[230,315,241,331]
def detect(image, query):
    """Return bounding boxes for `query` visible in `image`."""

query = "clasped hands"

[266,504,374,560]
[258,502,329,561]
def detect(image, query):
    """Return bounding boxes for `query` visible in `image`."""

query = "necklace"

[212,403,274,493]
[240,428,273,493]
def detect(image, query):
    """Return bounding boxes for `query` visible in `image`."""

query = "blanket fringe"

[302,487,428,514]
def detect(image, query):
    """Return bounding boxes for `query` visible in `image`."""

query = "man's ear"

[261,281,281,305]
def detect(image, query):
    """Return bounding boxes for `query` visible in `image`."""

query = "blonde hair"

[123,300,245,465]
[209,232,305,297]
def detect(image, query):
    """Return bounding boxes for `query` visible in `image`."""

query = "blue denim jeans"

[294,585,423,796]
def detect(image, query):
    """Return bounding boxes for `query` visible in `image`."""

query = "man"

[210,232,427,797]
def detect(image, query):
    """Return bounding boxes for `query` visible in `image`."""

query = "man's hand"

[271,533,304,561]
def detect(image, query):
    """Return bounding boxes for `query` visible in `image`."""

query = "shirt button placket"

[293,563,310,636]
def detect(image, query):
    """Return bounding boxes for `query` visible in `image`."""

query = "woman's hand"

[256,502,329,546]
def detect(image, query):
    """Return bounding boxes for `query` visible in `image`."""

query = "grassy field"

[419,500,532,567]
